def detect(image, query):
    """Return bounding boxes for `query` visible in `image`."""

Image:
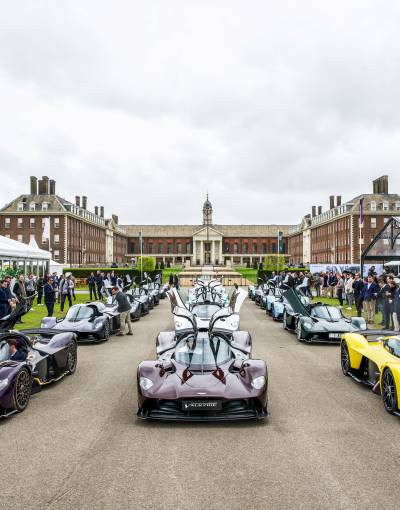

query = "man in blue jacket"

[44,277,57,317]
[0,279,12,319]
[362,275,379,324]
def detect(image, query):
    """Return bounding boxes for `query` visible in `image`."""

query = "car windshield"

[191,304,221,319]
[174,335,233,368]
[311,306,342,320]
[384,338,400,358]
[65,305,93,322]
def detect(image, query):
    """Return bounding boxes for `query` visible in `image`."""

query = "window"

[158,243,163,254]
[382,201,389,211]
[54,217,60,228]
[17,218,23,228]
[271,243,276,253]
[262,243,267,253]
[253,243,258,254]
[53,250,60,259]
[370,217,376,228]
[370,201,376,212]
[17,234,23,242]
[4,218,10,228]
[396,202,400,211]
[30,234,35,242]
[167,243,172,254]
[42,202,49,211]
[17,202,24,211]
[186,243,191,254]
[243,243,248,254]
[54,234,60,244]
[29,202,36,211]
[177,243,182,253]
[148,243,153,254]
[30,218,35,229]
[234,243,238,254]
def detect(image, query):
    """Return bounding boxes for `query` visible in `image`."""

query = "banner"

[309,264,383,277]
[42,217,50,240]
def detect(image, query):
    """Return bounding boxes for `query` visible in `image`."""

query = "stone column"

[200,241,204,265]
[211,241,215,265]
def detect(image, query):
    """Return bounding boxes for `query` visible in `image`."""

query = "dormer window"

[370,201,376,211]
[17,202,24,211]
[382,201,389,211]
[396,201,400,211]
[29,201,36,211]
[42,202,49,211]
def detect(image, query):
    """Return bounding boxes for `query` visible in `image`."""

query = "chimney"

[82,196,87,210]
[112,214,118,225]
[41,176,49,194]
[336,195,342,207]
[94,206,99,216]
[38,178,45,194]
[75,196,81,207]
[100,206,104,218]
[318,206,322,215]
[329,195,335,209]
[373,175,389,194]
[30,176,38,195]
[49,179,56,195]
[312,206,317,217]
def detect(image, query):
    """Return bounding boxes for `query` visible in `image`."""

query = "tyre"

[101,319,111,341]
[270,305,275,319]
[296,319,305,341]
[340,341,351,376]
[12,367,32,413]
[381,368,398,414]
[66,342,78,375]
[283,310,288,330]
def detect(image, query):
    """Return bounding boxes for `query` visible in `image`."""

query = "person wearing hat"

[44,277,57,317]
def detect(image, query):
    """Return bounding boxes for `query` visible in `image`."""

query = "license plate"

[181,400,222,411]
[329,333,342,339]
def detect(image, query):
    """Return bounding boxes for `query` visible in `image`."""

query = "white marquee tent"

[0,235,51,275]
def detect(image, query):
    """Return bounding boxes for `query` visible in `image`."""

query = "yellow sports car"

[341,331,400,416]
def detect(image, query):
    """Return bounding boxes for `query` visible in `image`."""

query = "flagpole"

[140,230,143,282]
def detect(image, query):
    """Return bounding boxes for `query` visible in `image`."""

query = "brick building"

[288,176,400,265]
[0,176,127,265]
[122,198,292,266]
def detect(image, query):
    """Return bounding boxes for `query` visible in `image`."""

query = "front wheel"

[340,341,351,375]
[382,368,398,414]
[13,367,32,413]
[66,342,78,375]
[283,310,288,330]
[101,319,111,341]
[296,320,305,341]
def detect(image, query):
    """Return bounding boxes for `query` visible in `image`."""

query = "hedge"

[62,267,161,280]
[258,267,307,280]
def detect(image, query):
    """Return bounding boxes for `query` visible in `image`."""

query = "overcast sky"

[1,1,400,226]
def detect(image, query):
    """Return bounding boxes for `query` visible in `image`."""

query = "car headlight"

[251,376,266,390]
[0,378,9,391]
[139,377,154,390]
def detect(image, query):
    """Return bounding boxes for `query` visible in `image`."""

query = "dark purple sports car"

[137,307,268,421]
[0,303,77,418]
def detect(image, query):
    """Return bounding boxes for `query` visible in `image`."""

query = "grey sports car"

[282,288,367,343]
[41,302,120,342]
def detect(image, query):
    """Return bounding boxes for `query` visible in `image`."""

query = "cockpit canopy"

[310,305,343,321]
[174,335,233,368]
[384,338,400,358]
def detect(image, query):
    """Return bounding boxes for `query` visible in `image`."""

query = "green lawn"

[15,292,91,330]
[235,267,258,283]
[161,267,182,284]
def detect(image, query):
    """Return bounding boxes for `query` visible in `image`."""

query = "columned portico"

[192,226,224,266]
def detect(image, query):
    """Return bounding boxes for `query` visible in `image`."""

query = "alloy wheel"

[67,343,77,374]
[14,368,31,412]
[340,342,350,375]
[382,369,397,414]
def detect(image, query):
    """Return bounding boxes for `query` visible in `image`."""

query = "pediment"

[192,226,224,239]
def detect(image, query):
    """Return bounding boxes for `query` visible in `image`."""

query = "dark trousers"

[315,284,321,297]
[383,303,393,329]
[89,286,98,301]
[337,288,344,306]
[60,293,72,312]
[97,285,103,301]
[46,301,55,317]
[355,297,363,317]
[37,289,43,305]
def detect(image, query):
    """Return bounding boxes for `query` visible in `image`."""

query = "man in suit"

[7,338,27,362]
[87,272,98,301]
[44,277,57,317]
[362,275,379,324]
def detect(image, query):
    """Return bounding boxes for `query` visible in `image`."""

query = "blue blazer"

[362,282,379,301]
[0,287,11,319]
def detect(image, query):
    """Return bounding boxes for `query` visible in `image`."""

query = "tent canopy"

[0,235,51,260]
[362,217,400,266]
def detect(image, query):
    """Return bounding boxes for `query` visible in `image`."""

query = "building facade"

[288,176,400,265]
[0,176,127,265]
[122,198,292,266]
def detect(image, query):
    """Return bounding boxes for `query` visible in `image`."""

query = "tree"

[137,256,156,272]
[264,255,285,272]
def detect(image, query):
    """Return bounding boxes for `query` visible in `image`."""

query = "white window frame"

[29,202,36,211]
[17,202,24,211]
[42,202,49,211]
[370,201,376,212]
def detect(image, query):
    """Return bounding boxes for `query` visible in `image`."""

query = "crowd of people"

[270,266,400,331]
